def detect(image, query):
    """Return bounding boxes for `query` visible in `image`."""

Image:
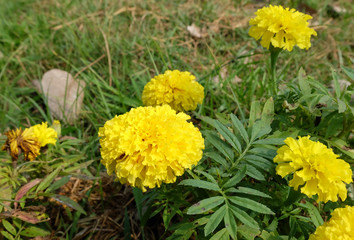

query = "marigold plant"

[309,205,354,239]
[249,5,317,51]
[273,136,353,203]
[2,122,58,161]
[142,70,204,112]
[98,105,205,191]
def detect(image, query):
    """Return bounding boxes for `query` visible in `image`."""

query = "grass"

[0,0,353,239]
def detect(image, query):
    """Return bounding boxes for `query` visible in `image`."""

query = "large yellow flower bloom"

[142,70,204,112]
[309,205,354,240]
[249,5,317,51]
[2,128,40,161]
[2,122,58,161]
[98,105,205,191]
[27,122,58,147]
[274,136,352,203]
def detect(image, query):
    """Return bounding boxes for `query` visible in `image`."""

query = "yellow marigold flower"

[274,136,352,203]
[1,128,41,161]
[27,122,58,147]
[98,105,205,191]
[142,70,204,112]
[309,205,354,240]
[249,5,317,51]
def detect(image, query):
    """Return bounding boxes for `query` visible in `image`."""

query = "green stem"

[269,45,282,96]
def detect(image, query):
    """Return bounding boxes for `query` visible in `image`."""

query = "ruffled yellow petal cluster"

[309,205,354,240]
[274,136,352,203]
[27,122,58,147]
[142,70,204,112]
[98,105,205,191]
[2,122,58,161]
[249,5,317,51]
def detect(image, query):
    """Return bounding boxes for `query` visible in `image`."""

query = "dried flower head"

[142,70,204,112]
[98,105,205,191]
[2,128,41,161]
[2,122,58,161]
[249,5,317,51]
[309,205,354,239]
[274,136,352,203]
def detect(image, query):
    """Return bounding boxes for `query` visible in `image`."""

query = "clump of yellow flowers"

[98,105,204,191]
[2,122,58,161]
[142,70,204,112]
[273,136,352,203]
[309,205,354,239]
[249,5,317,51]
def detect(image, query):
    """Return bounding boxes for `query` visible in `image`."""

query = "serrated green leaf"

[1,231,14,240]
[261,97,274,126]
[214,120,242,153]
[63,160,95,173]
[229,205,259,229]
[298,202,324,227]
[233,187,271,198]
[332,69,341,98]
[195,170,218,184]
[253,138,285,145]
[223,166,246,189]
[337,99,346,113]
[2,219,16,236]
[341,66,354,80]
[50,194,87,215]
[307,78,329,95]
[205,131,234,160]
[204,152,230,168]
[19,226,50,237]
[224,208,237,239]
[250,121,272,142]
[205,205,226,236]
[237,224,261,240]
[179,179,220,191]
[245,164,265,181]
[36,167,61,193]
[231,114,249,144]
[229,196,274,214]
[210,228,229,240]
[187,196,224,215]
[249,101,261,128]
[298,68,311,96]
[244,155,274,173]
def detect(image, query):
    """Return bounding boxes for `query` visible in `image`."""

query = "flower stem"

[269,45,282,96]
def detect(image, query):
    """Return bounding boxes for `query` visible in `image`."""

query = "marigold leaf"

[223,166,246,189]
[229,205,259,229]
[253,138,286,145]
[230,114,249,144]
[205,205,226,236]
[232,187,271,198]
[229,196,274,214]
[205,131,234,160]
[261,97,274,126]
[245,164,265,181]
[204,152,230,168]
[36,167,61,193]
[298,202,324,227]
[1,231,14,240]
[209,228,229,240]
[187,196,224,215]
[179,179,220,191]
[2,219,16,236]
[214,120,242,153]
[224,208,237,239]
[341,66,354,80]
[19,225,50,237]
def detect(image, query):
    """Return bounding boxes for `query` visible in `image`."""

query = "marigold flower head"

[2,122,58,161]
[142,70,204,112]
[98,105,205,191]
[27,122,58,147]
[249,5,317,51]
[2,128,41,161]
[309,205,354,240]
[274,136,352,203]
